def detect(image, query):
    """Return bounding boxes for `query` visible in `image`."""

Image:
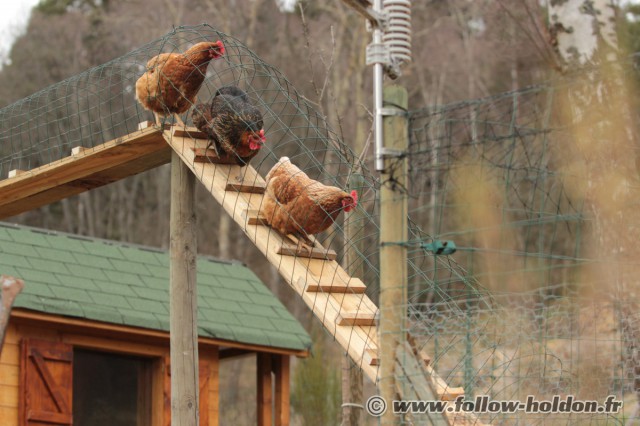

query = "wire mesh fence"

[404,71,640,424]
[1,23,639,425]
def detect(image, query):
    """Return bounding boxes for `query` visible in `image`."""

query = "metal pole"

[373,0,386,172]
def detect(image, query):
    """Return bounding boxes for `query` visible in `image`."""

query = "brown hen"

[135,41,225,125]
[261,157,358,248]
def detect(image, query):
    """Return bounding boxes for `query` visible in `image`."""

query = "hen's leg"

[293,231,316,253]
[206,139,222,158]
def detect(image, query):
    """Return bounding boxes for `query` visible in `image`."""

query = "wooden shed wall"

[0,320,220,425]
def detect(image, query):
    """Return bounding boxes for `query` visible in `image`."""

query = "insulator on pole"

[382,0,411,78]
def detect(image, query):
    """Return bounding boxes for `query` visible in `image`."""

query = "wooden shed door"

[20,339,73,425]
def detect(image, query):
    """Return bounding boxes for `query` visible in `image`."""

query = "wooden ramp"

[163,127,486,426]
[0,124,486,425]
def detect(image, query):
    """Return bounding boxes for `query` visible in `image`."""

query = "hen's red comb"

[350,190,358,204]
[216,40,226,55]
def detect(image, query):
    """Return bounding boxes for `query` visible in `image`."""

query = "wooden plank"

[62,334,166,357]
[244,210,269,226]
[257,353,273,426]
[191,148,239,165]
[0,126,170,219]
[277,242,337,261]
[0,343,18,366]
[0,365,18,386]
[0,384,18,407]
[366,349,378,366]
[303,276,366,294]
[10,309,309,357]
[71,146,87,155]
[0,406,17,424]
[337,312,377,327]
[225,183,266,194]
[395,342,450,426]
[273,355,290,426]
[172,126,207,140]
[438,386,465,401]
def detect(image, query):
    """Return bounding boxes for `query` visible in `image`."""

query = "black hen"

[192,86,266,165]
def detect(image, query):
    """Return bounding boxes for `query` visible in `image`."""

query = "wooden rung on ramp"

[225,183,266,194]
[304,277,367,294]
[338,311,377,326]
[244,210,269,226]
[277,242,337,261]
[191,148,241,165]
[171,127,208,139]
[367,348,430,368]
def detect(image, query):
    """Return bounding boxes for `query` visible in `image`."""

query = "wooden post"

[342,173,366,425]
[273,355,290,426]
[170,151,199,426]
[0,275,24,354]
[379,85,409,425]
[257,353,273,426]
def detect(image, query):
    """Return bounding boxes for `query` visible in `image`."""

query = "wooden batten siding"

[1,325,28,426]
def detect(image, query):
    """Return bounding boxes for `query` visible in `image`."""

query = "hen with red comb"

[261,157,359,248]
[135,41,225,125]
[192,86,266,166]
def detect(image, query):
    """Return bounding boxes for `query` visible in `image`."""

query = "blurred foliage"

[619,4,640,54]
[291,327,341,426]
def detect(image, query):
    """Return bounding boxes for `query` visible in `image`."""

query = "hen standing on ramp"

[192,86,266,166]
[261,157,358,250]
[135,41,225,126]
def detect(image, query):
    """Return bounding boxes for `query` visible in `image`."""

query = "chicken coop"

[0,22,638,425]
[0,222,309,425]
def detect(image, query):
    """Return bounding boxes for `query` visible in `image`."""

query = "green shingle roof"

[0,222,311,352]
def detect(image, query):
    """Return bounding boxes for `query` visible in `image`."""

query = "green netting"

[1,23,638,425]
[403,71,640,423]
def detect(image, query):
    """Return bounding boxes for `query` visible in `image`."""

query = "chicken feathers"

[135,41,225,124]
[192,86,266,165]
[261,157,358,240]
